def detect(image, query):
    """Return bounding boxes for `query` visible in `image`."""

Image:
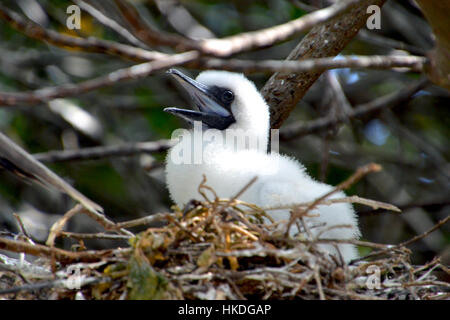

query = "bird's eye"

[221,90,234,103]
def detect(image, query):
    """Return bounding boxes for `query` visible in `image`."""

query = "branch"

[399,215,450,248]
[280,78,429,140]
[0,0,374,62]
[263,195,401,213]
[262,0,387,129]
[113,0,362,57]
[202,55,425,73]
[33,140,173,163]
[415,0,450,89]
[0,236,118,264]
[0,3,167,62]
[61,231,130,240]
[154,0,215,39]
[293,2,426,56]
[285,163,382,235]
[354,214,450,262]
[0,51,199,106]
[0,132,103,214]
[113,0,200,51]
[0,54,424,107]
[199,0,363,57]
[72,0,148,48]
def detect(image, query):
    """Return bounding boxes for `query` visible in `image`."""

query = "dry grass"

[0,164,448,300]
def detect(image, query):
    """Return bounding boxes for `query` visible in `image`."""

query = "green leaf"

[127,256,169,300]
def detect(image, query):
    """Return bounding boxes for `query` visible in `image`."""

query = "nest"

[0,164,449,300]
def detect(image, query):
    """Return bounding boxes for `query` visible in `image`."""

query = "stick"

[33,140,173,163]
[285,163,382,235]
[0,237,122,264]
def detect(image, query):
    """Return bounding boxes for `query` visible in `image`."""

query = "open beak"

[164,69,235,130]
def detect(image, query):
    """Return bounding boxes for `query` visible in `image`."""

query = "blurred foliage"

[0,0,448,265]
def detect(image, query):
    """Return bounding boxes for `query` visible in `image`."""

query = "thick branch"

[199,0,362,57]
[113,0,201,51]
[415,0,450,89]
[262,0,387,129]
[0,237,116,264]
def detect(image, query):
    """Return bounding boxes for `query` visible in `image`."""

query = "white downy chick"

[164,69,361,262]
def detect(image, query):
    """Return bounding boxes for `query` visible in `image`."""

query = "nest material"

[0,165,449,300]
[1,199,449,300]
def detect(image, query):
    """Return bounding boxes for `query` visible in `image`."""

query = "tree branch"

[0,132,103,214]
[202,55,425,73]
[415,0,450,89]
[262,0,387,129]
[0,3,167,62]
[280,77,429,140]
[33,140,173,163]
[72,0,148,48]
[199,0,363,57]
[0,51,198,106]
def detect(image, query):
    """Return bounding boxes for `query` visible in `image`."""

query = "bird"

[164,69,361,262]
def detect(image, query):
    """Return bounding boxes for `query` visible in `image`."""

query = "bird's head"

[164,69,270,146]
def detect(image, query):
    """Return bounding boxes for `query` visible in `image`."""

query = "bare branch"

[72,0,148,48]
[154,0,215,39]
[286,163,382,235]
[262,0,387,129]
[199,0,363,57]
[0,132,103,214]
[0,4,167,62]
[113,0,363,57]
[280,78,429,140]
[0,55,424,107]
[0,51,199,106]
[358,30,426,56]
[263,195,401,213]
[0,236,122,264]
[399,215,450,248]
[114,213,175,230]
[33,140,173,163]
[61,231,131,240]
[46,204,85,247]
[203,55,425,73]
[113,0,200,51]
[354,214,450,262]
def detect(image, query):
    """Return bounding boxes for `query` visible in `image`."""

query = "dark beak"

[164,69,235,130]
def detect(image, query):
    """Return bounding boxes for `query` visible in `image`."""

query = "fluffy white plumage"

[165,70,361,262]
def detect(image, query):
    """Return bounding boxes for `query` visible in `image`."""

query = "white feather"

[166,70,361,262]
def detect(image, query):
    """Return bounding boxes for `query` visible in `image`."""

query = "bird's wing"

[0,132,103,214]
